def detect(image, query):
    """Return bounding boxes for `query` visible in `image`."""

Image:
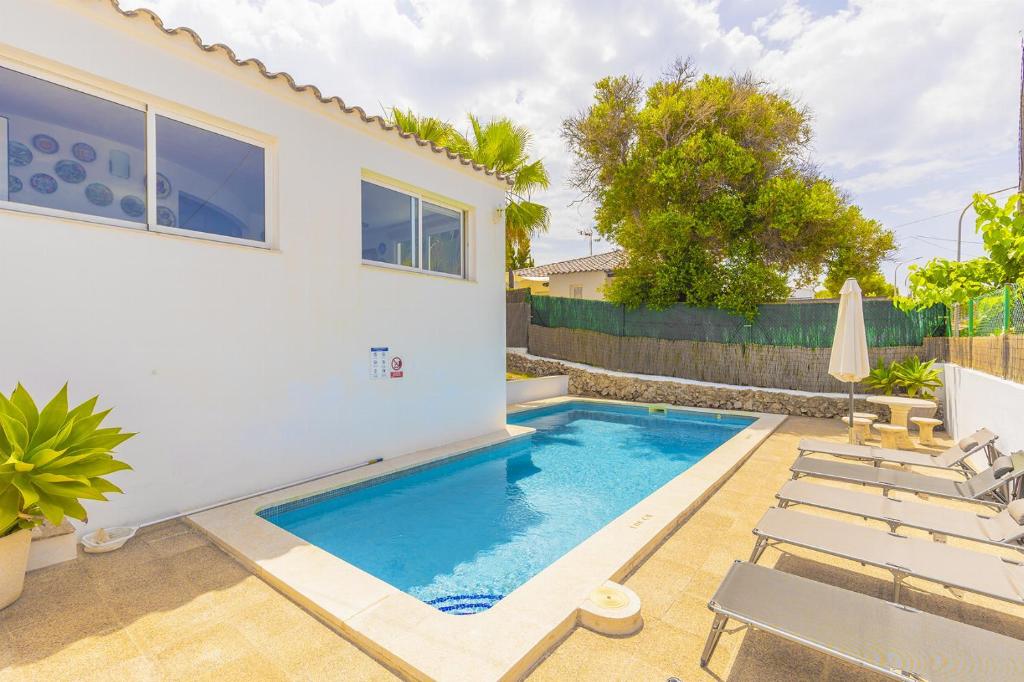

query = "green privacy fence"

[951,283,1024,337]
[530,296,947,348]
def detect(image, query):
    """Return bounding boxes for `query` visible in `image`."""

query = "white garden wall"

[942,364,1024,456]
[506,376,569,405]
[0,1,508,530]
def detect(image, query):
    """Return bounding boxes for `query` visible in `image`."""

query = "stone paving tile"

[3,416,1022,681]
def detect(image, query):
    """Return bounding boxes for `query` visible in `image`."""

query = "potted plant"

[892,356,943,419]
[0,384,133,609]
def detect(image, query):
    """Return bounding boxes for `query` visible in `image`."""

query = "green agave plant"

[892,356,943,399]
[864,359,899,395]
[0,384,135,538]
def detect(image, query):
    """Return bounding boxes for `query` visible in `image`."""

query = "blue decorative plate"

[72,142,97,163]
[85,183,113,206]
[54,159,86,184]
[120,195,145,218]
[8,175,22,194]
[156,205,176,227]
[8,141,32,166]
[32,134,59,154]
[156,172,172,199]
[143,173,173,199]
[30,173,58,194]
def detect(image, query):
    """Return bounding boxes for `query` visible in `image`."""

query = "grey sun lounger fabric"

[701,561,1024,681]
[749,507,1024,605]
[777,479,1024,548]
[790,452,1024,507]
[797,427,998,471]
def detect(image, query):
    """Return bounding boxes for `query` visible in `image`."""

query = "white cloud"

[121,0,1024,284]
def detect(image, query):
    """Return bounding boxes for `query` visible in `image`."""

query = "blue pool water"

[259,402,753,614]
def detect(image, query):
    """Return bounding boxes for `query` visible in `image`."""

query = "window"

[156,115,265,242]
[571,286,584,299]
[0,65,146,224]
[0,63,268,246]
[361,179,464,278]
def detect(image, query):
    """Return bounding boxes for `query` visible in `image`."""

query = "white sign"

[369,346,389,379]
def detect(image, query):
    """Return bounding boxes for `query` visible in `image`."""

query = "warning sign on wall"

[390,356,404,379]
[369,347,388,379]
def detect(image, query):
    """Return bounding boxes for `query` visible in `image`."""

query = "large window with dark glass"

[0,63,268,246]
[156,115,265,242]
[361,179,464,277]
[0,65,146,224]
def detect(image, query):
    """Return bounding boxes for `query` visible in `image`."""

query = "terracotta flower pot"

[0,528,32,609]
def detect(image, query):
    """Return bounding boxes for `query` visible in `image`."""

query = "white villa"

[513,249,625,300]
[0,0,510,531]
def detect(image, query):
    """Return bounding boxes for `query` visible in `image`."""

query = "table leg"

[889,406,910,428]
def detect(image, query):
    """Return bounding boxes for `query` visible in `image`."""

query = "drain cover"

[590,585,629,609]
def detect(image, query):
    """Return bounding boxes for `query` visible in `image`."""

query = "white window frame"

[360,178,466,280]
[0,58,271,249]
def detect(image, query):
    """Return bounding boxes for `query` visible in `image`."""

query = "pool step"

[426,593,503,615]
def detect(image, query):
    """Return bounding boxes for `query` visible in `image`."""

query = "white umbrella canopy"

[829,278,870,442]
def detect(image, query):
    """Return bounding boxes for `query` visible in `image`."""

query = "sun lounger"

[790,452,1024,508]
[797,427,998,472]
[749,507,1024,604]
[701,561,1024,681]
[776,479,1024,550]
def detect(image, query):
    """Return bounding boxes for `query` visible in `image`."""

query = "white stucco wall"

[942,364,1024,456]
[506,376,569,405]
[548,271,610,300]
[0,1,508,530]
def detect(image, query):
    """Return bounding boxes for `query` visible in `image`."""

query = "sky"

[123,0,1024,294]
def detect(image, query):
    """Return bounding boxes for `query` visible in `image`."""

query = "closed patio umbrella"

[828,278,870,443]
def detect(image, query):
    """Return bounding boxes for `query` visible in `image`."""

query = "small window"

[0,65,146,224]
[361,179,465,278]
[422,201,462,276]
[156,115,265,242]
[361,181,418,267]
[571,286,584,299]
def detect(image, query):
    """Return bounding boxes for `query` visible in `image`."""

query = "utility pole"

[1018,38,1023,197]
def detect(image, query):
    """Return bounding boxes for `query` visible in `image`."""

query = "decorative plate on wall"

[72,142,97,163]
[156,205,176,227]
[54,159,87,184]
[85,183,113,206]
[30,173,58,194]
[8,175,22,194]
[156,172,172,199]
[8,141,33,166]
[31,134,59,154]
[120,195,146,218]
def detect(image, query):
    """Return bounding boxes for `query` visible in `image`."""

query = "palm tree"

[385,109,550,286]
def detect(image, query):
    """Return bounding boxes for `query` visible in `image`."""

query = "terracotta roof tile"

[104,0,513,185]
[514,250,625,277]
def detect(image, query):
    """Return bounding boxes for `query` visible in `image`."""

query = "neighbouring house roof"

[514,250,625,277]
[103,0,513,185]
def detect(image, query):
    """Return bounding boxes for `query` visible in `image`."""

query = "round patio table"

[866,395,936,428]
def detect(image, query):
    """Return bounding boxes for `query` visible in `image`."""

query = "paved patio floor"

[3,416,1022,681]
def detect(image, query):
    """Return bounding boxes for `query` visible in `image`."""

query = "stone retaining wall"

[508,351,945,422]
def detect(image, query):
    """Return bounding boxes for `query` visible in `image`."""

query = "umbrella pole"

[848,383,855,444]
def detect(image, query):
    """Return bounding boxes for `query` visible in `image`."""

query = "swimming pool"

[259,401,753,614]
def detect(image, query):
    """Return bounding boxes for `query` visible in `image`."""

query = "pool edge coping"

[187,399,786,681]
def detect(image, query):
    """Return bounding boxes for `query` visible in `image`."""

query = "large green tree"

[561,60,895,316]
[386,109,550,279]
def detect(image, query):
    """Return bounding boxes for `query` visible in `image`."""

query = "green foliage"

[891,356,943,399]
[898,193,1024,311]
[864,359,899,395]
[507,241,535,272]
[0,384,134,538]
[384,108,550,268]
[974,192,1024,282]
[560,60,896,317]
[863,356,943,399]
